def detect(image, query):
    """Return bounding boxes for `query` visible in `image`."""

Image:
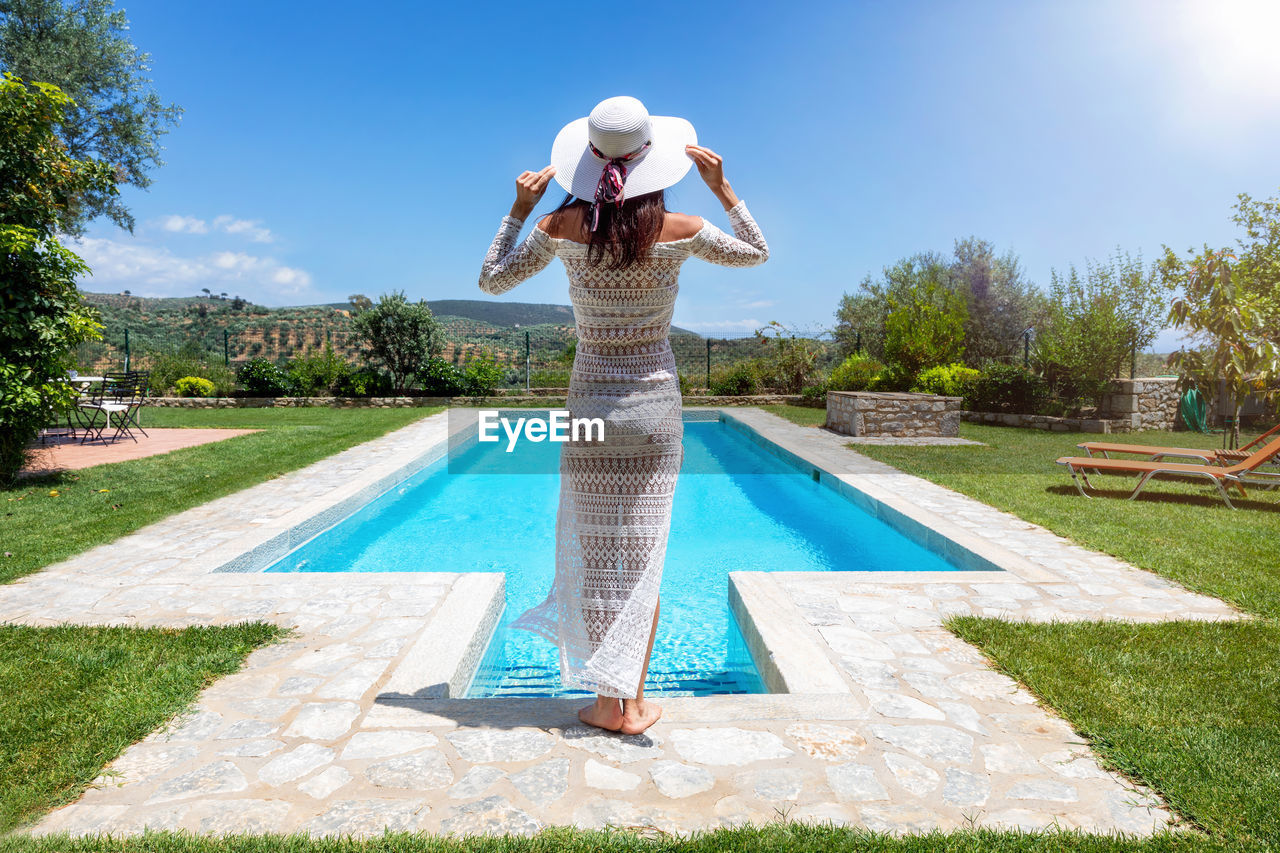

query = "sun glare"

[1173,0,1280,103]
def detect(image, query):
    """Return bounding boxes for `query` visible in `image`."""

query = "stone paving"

[3,407,1243,839]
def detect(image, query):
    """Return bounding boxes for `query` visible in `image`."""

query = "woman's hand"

[685,144,740,211]
[511,165,556,220]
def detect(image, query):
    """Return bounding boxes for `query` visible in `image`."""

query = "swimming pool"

[264,412,961,697]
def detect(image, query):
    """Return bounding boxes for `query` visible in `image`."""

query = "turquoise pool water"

[265,415,959,697]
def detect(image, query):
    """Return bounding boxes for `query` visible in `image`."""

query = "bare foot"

[619,699,663,735]
[578,698,624,731]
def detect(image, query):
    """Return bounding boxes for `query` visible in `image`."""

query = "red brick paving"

[20,428,263,478]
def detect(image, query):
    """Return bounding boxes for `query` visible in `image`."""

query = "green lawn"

[0,622,283,834]
[852,422,1279,617]
[759,408,1278,849]
[2,406,441,585]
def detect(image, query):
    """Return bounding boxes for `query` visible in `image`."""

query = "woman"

[478,96,768,735]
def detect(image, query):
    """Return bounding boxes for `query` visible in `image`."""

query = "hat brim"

[550,115,697,201]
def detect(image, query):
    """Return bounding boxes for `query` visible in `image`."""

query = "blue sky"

[69,0,1280,350]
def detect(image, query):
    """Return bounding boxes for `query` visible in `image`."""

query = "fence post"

[124,328,130,372]
[525,330,531,392]
[1023,330,1030,368]
[224,329,230,366]
[1130,344,1137,380]
[855,331,861,354]
[705,339,711,391]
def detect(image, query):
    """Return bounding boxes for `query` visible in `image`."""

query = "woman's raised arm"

[685,145,769,267]
[478,166,558,294]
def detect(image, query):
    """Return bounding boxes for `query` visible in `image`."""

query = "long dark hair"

[545,190,666,270]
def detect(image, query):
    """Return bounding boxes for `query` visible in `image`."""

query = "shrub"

[754,321,823,394]
[332,366,393,397]
[236,357,293,396]
[463,350,506,396]
[828,353,884,392]
[1034,251,1167,408]
[349,290,442,392]
[965,363,1050,413]
[882,276,968,382]
[912,363,981,398]
[418,356,468,396]
[800,382,828,407]
[528,368,571,388]
[286,343,349,396]
[709,359,766,395]
[148,349,236,396]
[174,376,215,398]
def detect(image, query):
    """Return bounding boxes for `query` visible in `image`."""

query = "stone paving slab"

[3,408,1243,839]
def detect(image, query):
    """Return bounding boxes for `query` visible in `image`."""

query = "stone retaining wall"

[146,394,807,409]
[959,411,1127,433]
[961,377,1182,434]
[1098,377,1180,430]
[825,391,961,437]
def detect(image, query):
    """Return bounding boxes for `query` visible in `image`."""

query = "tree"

[1034,250,1168,408]
[834,251,950,361]
[347,293,372,313]
[1161,248,1278,448]
[1225,189,1280,344]
[834,239,1043,366]
[350,290,442,393]
[0,0,182,233]
[949,237,1047,364]
[882,273,968,386]
[1,72,117,483]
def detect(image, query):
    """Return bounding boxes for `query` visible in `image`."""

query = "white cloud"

[69,236,316,299]
[741,299,776,309]
[159,214,208,234]
[213,214,274,243]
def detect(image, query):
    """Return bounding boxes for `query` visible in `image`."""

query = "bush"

[174,376,215,398]
[349,290,443,392]
[800,382,828,407]
[146,349,236,396]
[332,366,393,397]
[528,368,571,388]
[463,351,506,396]
[754,322,823,394]
[882,275,968,381]
[709,359,766,395]
[913,363,981,398]
[286,343,350,396]
[828,353,884,392]
[965,363,1050,413]
[418,356,468,396]
[236,357,293,396]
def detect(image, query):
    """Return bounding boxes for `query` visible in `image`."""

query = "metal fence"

[76,318,840,392]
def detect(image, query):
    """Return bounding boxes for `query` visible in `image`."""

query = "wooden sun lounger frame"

[1057,435,1280,510]
[1076,421,1280,467]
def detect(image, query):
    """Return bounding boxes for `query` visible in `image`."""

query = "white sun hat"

[550,96,697,207]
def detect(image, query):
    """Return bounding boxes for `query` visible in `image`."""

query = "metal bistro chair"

[78,371,150,444]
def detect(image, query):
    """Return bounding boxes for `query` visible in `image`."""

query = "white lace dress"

[478,200,769,698]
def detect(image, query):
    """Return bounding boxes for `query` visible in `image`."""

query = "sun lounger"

[1076,422,1280,466]
[1056,434,1280,509]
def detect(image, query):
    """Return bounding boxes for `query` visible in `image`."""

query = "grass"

[948,618,1280,849]
[0,622,283,834]
[759,408,1279,848]
[2,406,441,585]
[849,422,1280,617]
[0,827,1253,852]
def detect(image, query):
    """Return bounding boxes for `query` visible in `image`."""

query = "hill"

[74,292,713,378]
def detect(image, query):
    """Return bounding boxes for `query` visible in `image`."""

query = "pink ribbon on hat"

[588,139,651,232]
